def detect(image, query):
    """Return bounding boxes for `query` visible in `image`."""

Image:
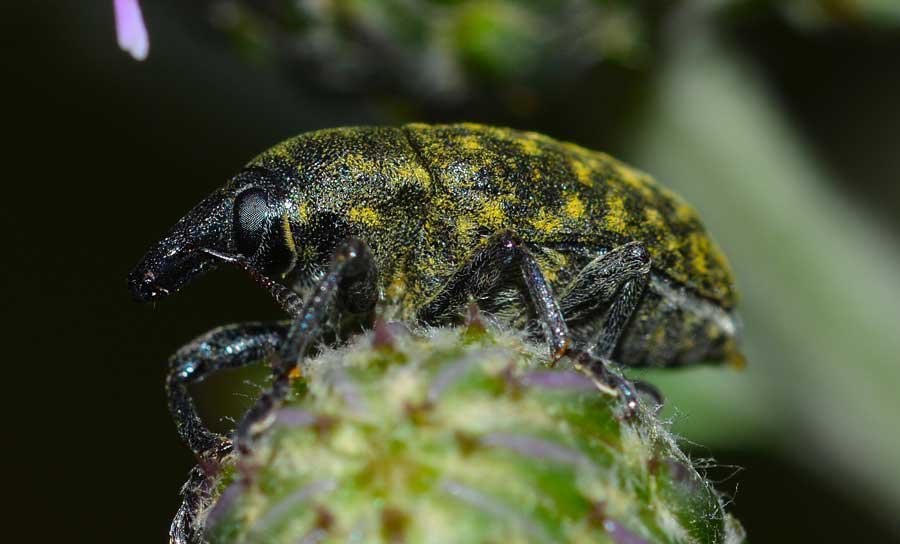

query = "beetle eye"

[234,188,275,258]
[233,187,295,275]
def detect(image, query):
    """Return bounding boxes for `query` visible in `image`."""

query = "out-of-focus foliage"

[723,0,900,27]
[624,21,900,531]
[197,0,666,110]
[192,0,900,113]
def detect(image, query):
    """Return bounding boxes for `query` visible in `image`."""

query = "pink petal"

[114,0,149,61]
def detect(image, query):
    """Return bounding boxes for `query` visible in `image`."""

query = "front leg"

[228,238,379,455]
[166,322,287,460]
[166,322,287,544]
[170,239,376,543]
[418,230,570,358]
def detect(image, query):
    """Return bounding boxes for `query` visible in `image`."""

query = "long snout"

[129,188,234,302]
[129,245,220,301]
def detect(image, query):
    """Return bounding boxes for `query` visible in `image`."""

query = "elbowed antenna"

[129,188,235,302]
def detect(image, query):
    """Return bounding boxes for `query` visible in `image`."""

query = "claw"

[550,337,572,367]
[633,380,665,414]
[572,351,619,398]
[571,351,654,419]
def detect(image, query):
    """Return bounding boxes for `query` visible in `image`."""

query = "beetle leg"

[632,380,665,413]
[171,239,376,542]
[418,230,570,358]
[201,248,306,316]
[558,242,652,411]
[230,238,378,455]
[170,464,217,544]
[166,322,287,544]
[167,322,288,459]
[559,241,651,358]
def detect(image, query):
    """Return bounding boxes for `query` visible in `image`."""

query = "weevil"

[130,123,741,542]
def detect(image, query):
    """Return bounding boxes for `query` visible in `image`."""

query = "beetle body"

[133,124,742,542]
[133,123,738,367]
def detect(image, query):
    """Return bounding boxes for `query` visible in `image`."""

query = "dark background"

[5,2,900,542]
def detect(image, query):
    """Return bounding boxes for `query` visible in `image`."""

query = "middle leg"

[418,230,570,358]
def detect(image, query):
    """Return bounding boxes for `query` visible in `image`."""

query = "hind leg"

[557,242,652,411]
[418,230,570,358]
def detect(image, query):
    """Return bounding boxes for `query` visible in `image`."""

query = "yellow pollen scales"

[531,210,563,233]
[518,138,541,156]
[643,208,666,231]
[455,135,484,152]
[386,275,407,301]
[395,162,431,188]
[341,152,373,170]
[688,233,710,275]
[349,206,382,227]
[281,214,297,254]
[479,200,506,228]
[571,159,593,187]
[618,166,654,199]
[603,194,628,234]
[295,201,310,223]
[676,204,696,223]
[454,215,478,242]
[564,194,585,219]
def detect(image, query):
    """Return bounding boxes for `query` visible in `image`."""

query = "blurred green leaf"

[714,0,900,27]
[201,0,659,106]
[624,19,900,531]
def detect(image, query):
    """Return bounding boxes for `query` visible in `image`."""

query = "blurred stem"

[624,13,900,528]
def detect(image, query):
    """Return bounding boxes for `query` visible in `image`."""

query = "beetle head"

[130,169,297,302]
